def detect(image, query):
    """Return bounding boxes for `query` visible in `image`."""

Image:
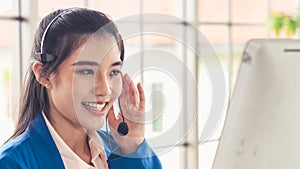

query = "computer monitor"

[212,39,300,169]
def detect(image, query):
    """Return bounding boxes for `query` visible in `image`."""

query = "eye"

[110,70,121,76]
[76,69,95,75]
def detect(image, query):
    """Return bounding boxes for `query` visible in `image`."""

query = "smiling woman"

[0,7,162,169]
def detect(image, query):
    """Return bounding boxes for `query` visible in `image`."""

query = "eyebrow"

[73,61,99,66]
[111,61,123,67]
[73,61,123,67]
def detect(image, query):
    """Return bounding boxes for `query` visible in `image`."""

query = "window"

[0,0,21,145]
[0,0,297,168]
[197,1,297,169]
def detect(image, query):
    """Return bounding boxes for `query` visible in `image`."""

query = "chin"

[79,116,105,131]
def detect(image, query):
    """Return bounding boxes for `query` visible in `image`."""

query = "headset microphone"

[117,98,129,136]
[117,117,129,136]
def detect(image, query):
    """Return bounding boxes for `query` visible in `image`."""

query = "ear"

[32,61,51,89]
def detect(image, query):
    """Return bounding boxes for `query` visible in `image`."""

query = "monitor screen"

[212,39,300,169]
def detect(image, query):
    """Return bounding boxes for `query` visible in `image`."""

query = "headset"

[36,9,129,136]
[116,98,129,136]
[35,10,69,62]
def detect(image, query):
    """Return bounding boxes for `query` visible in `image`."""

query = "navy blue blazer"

[0,112,162,169]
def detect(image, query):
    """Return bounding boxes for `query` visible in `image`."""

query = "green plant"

[267,12,298,38]
[3,69,10,81]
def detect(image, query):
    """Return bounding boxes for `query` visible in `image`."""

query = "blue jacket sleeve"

[107,139,162,169]
[97,131,162,169]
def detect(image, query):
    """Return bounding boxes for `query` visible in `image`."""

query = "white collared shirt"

[43,113,108,169]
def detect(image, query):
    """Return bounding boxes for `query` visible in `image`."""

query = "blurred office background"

[0,0,297,169]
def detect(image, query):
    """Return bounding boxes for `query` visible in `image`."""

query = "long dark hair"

[7,7,124,142]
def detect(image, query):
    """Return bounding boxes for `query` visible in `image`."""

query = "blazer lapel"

[26,112,65,169]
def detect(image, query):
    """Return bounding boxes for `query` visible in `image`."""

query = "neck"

[46,111,92,164]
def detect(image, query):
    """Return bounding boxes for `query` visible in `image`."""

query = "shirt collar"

[42,112,107,169]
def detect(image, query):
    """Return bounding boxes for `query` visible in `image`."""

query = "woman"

[0,7,162,169]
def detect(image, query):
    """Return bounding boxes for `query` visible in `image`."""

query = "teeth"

[82,102,106,110]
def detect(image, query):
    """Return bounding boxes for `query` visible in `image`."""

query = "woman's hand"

[107,73,145,155]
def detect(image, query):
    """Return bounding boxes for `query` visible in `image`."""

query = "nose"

[94,73,112,97]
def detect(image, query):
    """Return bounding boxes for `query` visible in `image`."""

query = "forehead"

[70,34,121,64]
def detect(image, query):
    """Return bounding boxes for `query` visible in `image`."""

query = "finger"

[124,74,139,106]
[107,105,122,130]
[119,75,129,104]
[137,83,145,111]
[121,74,130,102]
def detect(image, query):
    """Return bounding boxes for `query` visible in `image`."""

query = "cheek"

[72,78,92,103]
[111,77,122,98]
[50,76,77,114]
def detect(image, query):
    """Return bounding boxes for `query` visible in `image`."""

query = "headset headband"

[35,10,69,62]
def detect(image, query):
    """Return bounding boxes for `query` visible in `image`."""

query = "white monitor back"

[212,39,300,169]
